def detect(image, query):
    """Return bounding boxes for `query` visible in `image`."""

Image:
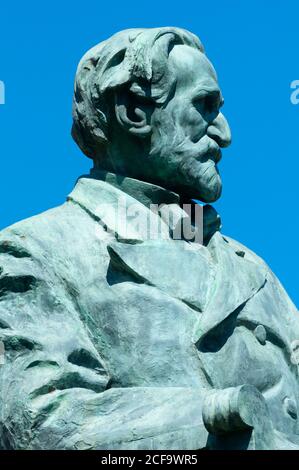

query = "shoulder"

[1,200,83,237]
[221,234,270,270]
[223,234,298,310]
[0,195,105,239]
[0,200,111,294]
[0,199,107,264]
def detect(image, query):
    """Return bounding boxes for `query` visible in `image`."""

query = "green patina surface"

[0,28,298,450]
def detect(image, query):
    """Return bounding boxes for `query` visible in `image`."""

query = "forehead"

[168,45,219,94]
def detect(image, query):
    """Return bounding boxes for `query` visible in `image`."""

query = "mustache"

[168,135,221,190]
[174,135,221,163]
[150,129,221,162]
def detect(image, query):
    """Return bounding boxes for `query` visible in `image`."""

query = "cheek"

[151,100,207,148]
[173,101,207,143]
[184,108,207,143]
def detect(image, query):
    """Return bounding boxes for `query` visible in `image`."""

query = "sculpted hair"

[72,27,203,162]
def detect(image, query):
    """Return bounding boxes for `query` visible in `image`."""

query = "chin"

[201,176,222,202]
[200,186,222,203]
[184,168,222,203]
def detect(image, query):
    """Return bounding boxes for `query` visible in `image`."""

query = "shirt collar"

[90,168,181,207]
[71,168,222,245]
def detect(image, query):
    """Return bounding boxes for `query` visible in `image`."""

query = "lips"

[194,138,222,164]
[212,147,222,163]
[207,139,222,163]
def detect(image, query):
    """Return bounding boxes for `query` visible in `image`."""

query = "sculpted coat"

[0,27,298,450]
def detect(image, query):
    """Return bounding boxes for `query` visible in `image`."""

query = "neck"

[90,167,181,209]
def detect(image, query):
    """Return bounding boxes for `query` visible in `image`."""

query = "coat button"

[284,397,298,420]
[254,325,267,345]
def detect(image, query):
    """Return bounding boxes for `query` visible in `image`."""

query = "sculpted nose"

[207,112,231,148]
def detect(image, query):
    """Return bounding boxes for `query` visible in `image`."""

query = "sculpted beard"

[149,108,222,202]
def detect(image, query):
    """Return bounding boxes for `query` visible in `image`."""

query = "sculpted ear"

[114,86,153,138]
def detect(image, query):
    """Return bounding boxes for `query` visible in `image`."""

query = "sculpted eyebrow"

[193,87,221,99]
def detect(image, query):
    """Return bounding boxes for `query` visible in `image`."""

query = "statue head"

[72,27,231,202]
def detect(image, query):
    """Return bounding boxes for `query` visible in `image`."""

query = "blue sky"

[0,0,298,306]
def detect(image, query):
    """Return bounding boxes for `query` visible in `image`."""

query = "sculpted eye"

[193,92,223,115]
[206,94,222,112]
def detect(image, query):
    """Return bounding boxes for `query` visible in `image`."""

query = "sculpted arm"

[0,233,206,449]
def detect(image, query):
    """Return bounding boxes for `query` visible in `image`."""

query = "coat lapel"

[108,239,215,313]
[195,232,267,341]
[69,177,267,340]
